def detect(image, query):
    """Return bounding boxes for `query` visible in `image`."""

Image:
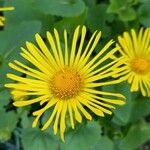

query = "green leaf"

[138,2,150,26]
[83,0,97,7]
[0,110,18,130]
[107,0,137,21]
[61,121,101,150]
[0,21,41,56]
[91,136,114,150]
[0,90,11,111]
[36,0,85,17]
[129,96,150,122]
[0,21,41,84]
[139,0,149,3]
[19,109,33,129]
[4,0,39,26]
[87,4,114,37]
[4,0,54,34]
[107,0,138,13]
[127,0,139,5]
[0,110,18,142]
[119,121,150,150]
[54,10,87,35]
[21,128,57,150]
[107,0,127,13]
[118,7,137,21]
[103,82,133,125]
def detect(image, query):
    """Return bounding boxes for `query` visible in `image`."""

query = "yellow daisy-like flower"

[5,26,125,141]
[0,7,14,26]
[116,28,150,97]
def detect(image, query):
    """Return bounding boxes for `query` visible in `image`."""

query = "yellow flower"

[116,28,150,97]
[5,26,125,141]
[0,7,14,26]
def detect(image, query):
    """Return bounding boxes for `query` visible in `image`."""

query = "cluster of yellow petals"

[1,2,150,141]
[5,26,126,141]
[116,28,150,97]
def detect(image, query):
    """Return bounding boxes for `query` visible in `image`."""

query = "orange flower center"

[50,69,82,99]
[131,57,149,74]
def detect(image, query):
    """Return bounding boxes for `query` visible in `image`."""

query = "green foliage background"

[0,0,150,150]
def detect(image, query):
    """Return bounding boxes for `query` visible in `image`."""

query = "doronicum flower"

[0,7,14,26]
[5,26,125,141]
[116,28,150,97]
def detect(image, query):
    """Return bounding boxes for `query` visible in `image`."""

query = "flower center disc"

[131,57,149,74]
[51,69,82,99]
